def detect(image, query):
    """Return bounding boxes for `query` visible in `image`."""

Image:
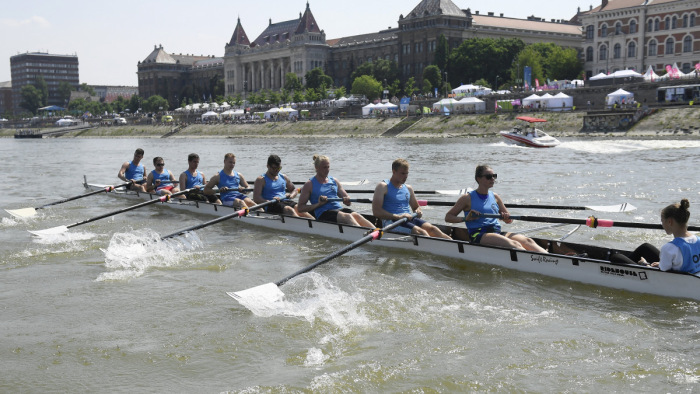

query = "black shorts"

[317,208,354,223]
[265,199,297,214]
[126,179,146,191]
[184,191,218,203]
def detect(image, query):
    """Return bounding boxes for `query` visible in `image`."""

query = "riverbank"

[3,107,700,138]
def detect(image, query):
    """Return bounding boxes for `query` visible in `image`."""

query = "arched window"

[672,16,677,29]
[586,25,594,39]
[648,19,654,32]
[614,43,621,58]
[683,36,693,52]
[628,41,636,58]
[648,40,657,56]
[665,17,670,30]
[683,14,689,28]
[692,13,697,27]
[654,18,660,31]
[586,46,594,61]
[599,44,608,60]
[665,37,675,54]
[630,20,637,34]
[615,22,622,35]
[601,24,608,37]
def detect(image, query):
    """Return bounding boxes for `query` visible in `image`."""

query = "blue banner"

[523,66,532,89]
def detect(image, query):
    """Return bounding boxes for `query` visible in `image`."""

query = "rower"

[118,148,147,192]
[203,153,255,208]
[372,158,451,239]
[253,154,312,218]
[444,164,546,252]
[298,154,374,227]
[179,153,218,203]
[146,157,180,197]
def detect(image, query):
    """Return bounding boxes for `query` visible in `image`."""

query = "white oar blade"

[28,225,69,236]
[435,188,472,195]
[227,282,284,306]
[5,208,37,219]
[587,203,637,213]
[342,179,370,186]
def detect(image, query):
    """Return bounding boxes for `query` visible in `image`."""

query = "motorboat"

[500,116,561,148]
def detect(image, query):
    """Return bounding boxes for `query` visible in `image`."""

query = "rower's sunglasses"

[482,174,497,180]
[156,163,165,167]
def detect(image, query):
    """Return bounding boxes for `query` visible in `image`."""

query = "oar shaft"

[275,215,414,287]
[325,198,372,203]
[37,182,130,209]
[481,213,700,231]
[344,189,443,195]
[65,188,193,229]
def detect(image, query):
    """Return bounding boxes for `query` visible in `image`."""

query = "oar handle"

[275,213,417,287]
[37,182,131,209]
[65,188,194,229]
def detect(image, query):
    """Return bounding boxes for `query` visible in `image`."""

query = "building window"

[682,63,691,73]
[654,18,660,31]
[599,45,607,60]
[692,13,697,27]
[586,25,594,39]
[586,46,594,61]
[648,19,653,32]
[683,14,689,28]
[683,36,692,52]
[628,41,636,58]
[601,24,608,37]
[615,22,622,35]
[630,20,637,34]
[665,38,675,54]
[613,43,621,58]
[672,16,677,29]
[664,17,670,30]
[648,40,657,56]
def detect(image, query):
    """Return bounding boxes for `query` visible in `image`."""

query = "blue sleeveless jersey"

[261,173,287,200]
[310,176,342,217]
[465,190,500,230]
[382,180,411,215]
[218,170,243,203]
[125,161,144,181]
[184,170,204,188]
[671,236,700,273]
[151,169,172,189]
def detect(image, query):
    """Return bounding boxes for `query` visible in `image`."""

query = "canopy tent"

[548,93,574,111]
[432,98,461,110]
[39,105,66,111]
[659,62,685,80]
[362,103,376,116]
[457,97,486,113]
[521,94,543,108]
[452,84,491,96]
[55,118,77,126]
[279,107,299,119]
[201,111,220,120]
[374,102,399,112]
[606,88,634,106]
[589,72,608,81]
[643,65,660,81]
[264,107,281,119]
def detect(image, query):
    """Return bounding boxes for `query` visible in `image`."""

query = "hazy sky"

[0,0,597,86]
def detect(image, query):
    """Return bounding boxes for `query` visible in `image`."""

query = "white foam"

[97,229,204,281]
[31,230,96,245]
[1,216,21,227]
[303,347,330,367]
[559,139,700,154]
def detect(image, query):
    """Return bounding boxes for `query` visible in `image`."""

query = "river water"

[1,136,699,392]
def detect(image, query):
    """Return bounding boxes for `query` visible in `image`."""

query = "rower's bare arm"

[178,173,188,190]
[118,162,129,181]
[407,185,422,216]
[336,181,351,205]
[372,183,394,220]
[239,174,249,190]
[169,171,180,192]
[203,175,218,195]
[145,173,155,192]
[284,176,297,198]
[445,194,470,223]
[253,177,265,203]
[296,181,314,213]
[494,193,512,223]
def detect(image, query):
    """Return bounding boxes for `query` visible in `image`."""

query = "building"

[92,85,139,103]
[0,81,11,116]
[580,0,700,78]
[137,45,224,107]
[10,52,79,114]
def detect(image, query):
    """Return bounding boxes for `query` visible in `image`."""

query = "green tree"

[57,81,73,105]
[284,72,303,92]
[387,79,400,97]
[128,95,142,113]
[268,90,281,105]
[511,47,544,87]
[423,65,442,93]
[546,47,582,81]
[304,68,332,90]
[292,89,305,103]
[304,88,320,102]
[280,89,291,104]
[474,78,491,89]
[403,77,417,97]
[350,59,399,86]
[448,38,525,88]
[79,83,96,95]
[34,76,48,106]
[422,79,433,95]
[351,75,382,100]
[333,86,347,98]
[144,95,168,113]
[349,62,374,82]
[19,85,43,114]
[435,34,449,71]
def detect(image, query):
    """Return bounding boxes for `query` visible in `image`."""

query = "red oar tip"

[417,200,428,206]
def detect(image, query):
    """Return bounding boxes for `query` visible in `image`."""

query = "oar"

[325,198,428,206]
[343,188,471,195]
[160,199,279,240]
[29,188,195,236]
[417,200,637,212]
[292,179,370,186]
[227,213,418,304]
[5,182,131,219]
[480,213,700,231]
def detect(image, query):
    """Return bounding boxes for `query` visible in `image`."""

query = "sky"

[0,0,598,86]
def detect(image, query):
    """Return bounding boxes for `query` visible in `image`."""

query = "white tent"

[606,88,634,106]
[643,65,660,81]
[375,102,398,112]
[220,110,236,118]
[279,107,299,119]
[521,94,542,107]
[201,111,220,121]
[589,72,608,80]
[549,93,574,111]
[458,97,486,113]
[336,97,350,107]
[362,103,377,116]
[55,118,77,126]
[432,98,461,110]
[264,107,281,119]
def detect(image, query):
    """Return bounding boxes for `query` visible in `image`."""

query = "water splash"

[559,139,700,154]
[31,230,96,245]
[98,228,204,281]
[1,216,21,227]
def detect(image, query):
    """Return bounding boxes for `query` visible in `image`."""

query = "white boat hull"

[500,130,560,148]
[85,180,700,301]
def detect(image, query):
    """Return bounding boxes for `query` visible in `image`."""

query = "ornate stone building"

[580,0,700,78]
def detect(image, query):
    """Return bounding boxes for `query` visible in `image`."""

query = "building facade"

[92,85,139,103]
[0,81,12,116]
[580,0,700,78]
[10,52,79,114]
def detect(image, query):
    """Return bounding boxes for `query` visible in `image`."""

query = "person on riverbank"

[146,157,180,196]
[254,154,312,218]
[444,164,547,253]
[298,154,374,227]
[611,199,700,273]
[204,153,255,208]
[118,148,147,192]
[179,153,217,203]
[372,159,451,239]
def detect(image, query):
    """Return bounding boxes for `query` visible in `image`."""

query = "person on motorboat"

[253,154,313,218]
[204,153,255,208]
[611,199,700,273]
[372,158,451,239]
[179,153,218,203]
[444,164,547,253]
[298,154,374,227]
[118,148,147,192]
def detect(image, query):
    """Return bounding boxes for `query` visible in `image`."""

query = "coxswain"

[203,153,255,208]
[117,148,147,192]
[253,154,312,218]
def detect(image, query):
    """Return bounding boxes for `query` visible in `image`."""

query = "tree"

[144,95,168,113]
[57,81,73,105]
[304,88,320,102]
[284,72,303,92]
[19,85,43,114]
[333,86,347,98]
[403,77,417,97]
[280,88,291,104]
[423,65,442,93]
[350,59,399,86]
[546,47,582,81]
[34,76,48,106]
[448,38,525,88]
[304,67,332,90]
[511,47,544,88]
[422,79,433,95]
[351,75,382,100]
[79,83,96,95]
[292,89,305,103]
[435,34,449,71]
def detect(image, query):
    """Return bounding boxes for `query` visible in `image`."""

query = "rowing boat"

[83,177,700,301]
